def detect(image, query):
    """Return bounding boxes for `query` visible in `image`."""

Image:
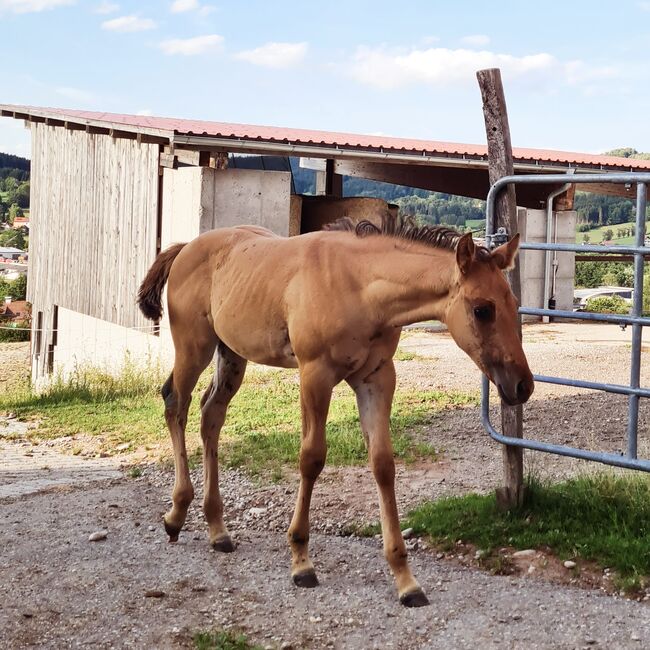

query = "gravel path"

[2,324,650,648]
[2,479,649,650]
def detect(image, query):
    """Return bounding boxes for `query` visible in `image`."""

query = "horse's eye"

[473,305,494,322]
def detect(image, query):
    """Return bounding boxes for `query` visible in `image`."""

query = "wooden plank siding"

[28,124,159,380]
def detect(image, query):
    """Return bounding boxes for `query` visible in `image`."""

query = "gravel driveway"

[1,323,650,649]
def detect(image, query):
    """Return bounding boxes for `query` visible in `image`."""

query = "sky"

[2,0,650,159]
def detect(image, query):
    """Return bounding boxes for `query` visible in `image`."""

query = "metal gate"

[482,172,650,472]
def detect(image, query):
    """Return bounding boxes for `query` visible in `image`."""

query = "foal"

[137,218,533,607]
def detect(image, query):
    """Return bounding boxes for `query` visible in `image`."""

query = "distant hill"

[0,152,30,182]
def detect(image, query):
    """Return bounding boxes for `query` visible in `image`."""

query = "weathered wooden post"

[477,67,525,508]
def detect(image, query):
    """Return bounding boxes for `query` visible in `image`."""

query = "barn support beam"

[477,67,525,510]
[334,159,571,210]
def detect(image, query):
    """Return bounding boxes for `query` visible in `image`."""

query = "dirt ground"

[1,323,650,649]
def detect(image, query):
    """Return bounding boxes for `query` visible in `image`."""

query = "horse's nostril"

[516,380,527,398]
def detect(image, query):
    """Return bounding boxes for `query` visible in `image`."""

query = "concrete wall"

[38,307,172,391]
[161,167,294,243]
[517,208,577,318]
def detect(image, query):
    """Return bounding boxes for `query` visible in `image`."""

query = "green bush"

[0,318,30,342]
[585,295,629,314]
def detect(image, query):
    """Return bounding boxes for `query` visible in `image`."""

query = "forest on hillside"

[0,153,30,227]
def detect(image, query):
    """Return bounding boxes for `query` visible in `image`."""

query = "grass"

[394,347,418,361]
[405,473,650,591]
[576,220,637,245]
[193,630,263,650]
[0,361,477,475]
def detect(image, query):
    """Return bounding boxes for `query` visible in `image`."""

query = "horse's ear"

[456,232,475,275]
[492,233,520,271]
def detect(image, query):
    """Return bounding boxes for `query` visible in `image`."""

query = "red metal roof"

[3,103,650,171]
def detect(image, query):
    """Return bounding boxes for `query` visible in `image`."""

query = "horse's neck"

[359,243,456,328]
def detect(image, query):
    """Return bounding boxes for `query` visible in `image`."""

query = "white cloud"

[170,0,214,14]
[0,0,74,13]
[235,41,308,69]
[102,14,156,32]
[55,86,96,104]
[159,34,223,55]
[170,0,197,12]
[460,34,490,47]
[347,45,617,90]
[638,1,650,10]
[94,1,118,14]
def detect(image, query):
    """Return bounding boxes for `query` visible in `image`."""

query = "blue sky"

[2,0,650,158]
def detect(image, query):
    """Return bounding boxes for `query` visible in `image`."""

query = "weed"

[193,629,263,650]
[128,466,143,479]
[394,348,417,361]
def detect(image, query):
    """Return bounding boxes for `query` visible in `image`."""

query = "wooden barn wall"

[28,124,159,329]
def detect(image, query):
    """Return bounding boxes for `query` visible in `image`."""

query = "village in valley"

[0,153,29,342]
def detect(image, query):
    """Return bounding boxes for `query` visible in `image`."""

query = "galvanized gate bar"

[519,306,650,326]
[483,172,650,472]
[532,374,650,398]
[481,380,650,471]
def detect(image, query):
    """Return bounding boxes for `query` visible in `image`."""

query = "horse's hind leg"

[200,341,247,551]
[162,336,217,542]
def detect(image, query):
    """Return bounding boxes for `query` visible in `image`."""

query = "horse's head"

[445,232,534,406]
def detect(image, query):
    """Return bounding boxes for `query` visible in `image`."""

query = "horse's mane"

[324,213,485,254]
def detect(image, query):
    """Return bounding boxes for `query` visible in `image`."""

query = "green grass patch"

[1,362,477,474]
[193,629,263,650]
[576,220,636,245]
[394,347,418,361]
[406,473,650,587]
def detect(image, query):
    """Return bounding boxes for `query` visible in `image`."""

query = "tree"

[0,274,27,301]
[0,228,26,249]
[7,203,23,225]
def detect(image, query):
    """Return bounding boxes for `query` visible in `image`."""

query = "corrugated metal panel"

[3,103,650,171]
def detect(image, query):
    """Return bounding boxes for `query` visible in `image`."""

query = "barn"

[2,103,650,385]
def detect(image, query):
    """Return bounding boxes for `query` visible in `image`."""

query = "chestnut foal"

[137,218,533,607]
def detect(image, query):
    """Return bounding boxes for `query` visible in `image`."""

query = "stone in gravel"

[280,642,293,649]
[22,612,34,618]
[309,615,322,623]
[512,549,536,558]
[144,590,166,598]
[148,525,155,531]
[249,507,267,516]
[564,560,577,569]
[115,443,130,451]
[88,530,108,542]
[401,527,414,539]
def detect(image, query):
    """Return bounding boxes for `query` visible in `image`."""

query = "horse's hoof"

[211,535,235,553]
[163,519,180,543]
[292,569,319,588]
[399,588,429,608]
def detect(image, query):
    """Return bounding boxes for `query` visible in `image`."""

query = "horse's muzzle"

[490,365,535,406]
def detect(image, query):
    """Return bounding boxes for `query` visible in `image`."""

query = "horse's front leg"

[287,361,334,588]
[349,359,429,607]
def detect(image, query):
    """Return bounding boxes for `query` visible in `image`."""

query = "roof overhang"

[3,103,649,206]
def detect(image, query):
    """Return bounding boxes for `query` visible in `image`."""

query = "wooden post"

[477,68,525,509]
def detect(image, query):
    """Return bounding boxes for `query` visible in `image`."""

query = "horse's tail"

[137,243,187,321]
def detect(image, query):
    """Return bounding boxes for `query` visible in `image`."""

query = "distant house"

[12,216,29,231]
[0,299,29,322]
[0,246,25,261]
